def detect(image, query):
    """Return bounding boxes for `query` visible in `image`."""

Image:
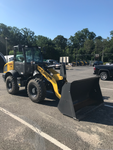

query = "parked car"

[93,64,113,80]
[43,60,55,68]
[106,62,113,65]
[46,59,61,69]
[106,63,110,65]
[93,61,103,67]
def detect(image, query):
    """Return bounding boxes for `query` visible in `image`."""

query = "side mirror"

[13,45,23,52]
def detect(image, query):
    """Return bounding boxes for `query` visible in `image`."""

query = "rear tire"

[6,76,19,94]
[27,79,46,103]
[100,72,109,80]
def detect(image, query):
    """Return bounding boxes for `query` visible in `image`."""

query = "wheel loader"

[2,45,103,120]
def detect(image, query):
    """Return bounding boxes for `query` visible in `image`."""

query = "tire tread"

[27,78,46,103]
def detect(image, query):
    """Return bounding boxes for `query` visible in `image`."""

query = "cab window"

[15,52,24,62]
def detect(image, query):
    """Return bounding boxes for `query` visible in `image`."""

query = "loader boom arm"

[37,65,62,99]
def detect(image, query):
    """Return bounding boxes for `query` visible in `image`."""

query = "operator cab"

[14,45,43,75]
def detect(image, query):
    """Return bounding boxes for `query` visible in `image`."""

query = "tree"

[53,35,67,49]
[84,39,95,53]
[0,23,10,38]
[35,35,50,47]
[110,30,113,37]
[70,28,96,50]
[53,35,67,56]
[21,28,35,45]
[0,40,6,55]
[88,32,96,40]
[35,35,59,60]
[95,36,102,40]
[93,38,103,60]
[0,23,112,62]
[0,23,11,55]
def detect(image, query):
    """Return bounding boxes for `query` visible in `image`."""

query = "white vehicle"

[4,55,14,62]
[46,59,61,69]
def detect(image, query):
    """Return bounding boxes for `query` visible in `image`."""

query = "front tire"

[100,72,109,80]
[27,79,46,103]
[6,76,19,94]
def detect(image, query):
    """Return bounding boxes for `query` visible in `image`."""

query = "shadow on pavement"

[16,89,28,97]
[101,78,113,81]
[15,89,113,125]
[41,99,113,126]
[0,69,3,73]
[103,96,110,100]
[108,78,113,81]
[42,91,59,107]
[81,102,113,125]
[16,89,59,107]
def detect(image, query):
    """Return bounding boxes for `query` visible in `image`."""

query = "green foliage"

[0,23,113,62]
[9,50,14,55]
[110,30,113,37]
[0,41,6,55]
[84,39,95,53]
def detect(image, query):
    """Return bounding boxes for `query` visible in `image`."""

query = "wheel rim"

[7,80,12,91]
[29,85,37,97]
[101,73,107,80]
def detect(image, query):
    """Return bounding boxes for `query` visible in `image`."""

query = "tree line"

[0,23,113,62]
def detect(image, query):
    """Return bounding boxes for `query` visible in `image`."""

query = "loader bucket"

[58,76,103,120]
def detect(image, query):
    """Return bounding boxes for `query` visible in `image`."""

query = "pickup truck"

[93,65,113,80]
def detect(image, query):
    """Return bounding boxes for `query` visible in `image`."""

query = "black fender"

[25,74,42,90]
[98,69,110,77]
[4,70,20,81]
[25,76,34,90]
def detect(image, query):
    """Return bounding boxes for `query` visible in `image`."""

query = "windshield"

[25,47,42,63]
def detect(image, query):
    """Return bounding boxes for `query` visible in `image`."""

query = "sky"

[0,0,113,40]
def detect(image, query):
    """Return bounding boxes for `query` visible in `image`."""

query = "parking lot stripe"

[0,107,71,150]
[101,80,113,83]
[101,88,113,91]
[104,104,113,108]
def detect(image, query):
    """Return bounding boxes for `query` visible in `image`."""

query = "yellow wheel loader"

[2,45,103,120]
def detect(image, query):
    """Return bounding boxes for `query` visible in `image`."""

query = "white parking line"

[104,104,113,108]
[101,88,113,91]
[0,107,71,150]
[100,80,113,83]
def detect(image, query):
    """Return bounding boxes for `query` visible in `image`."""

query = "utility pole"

[102,45,104,62]
[5,37,8,62]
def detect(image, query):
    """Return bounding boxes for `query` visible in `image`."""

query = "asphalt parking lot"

[0,66,113,150]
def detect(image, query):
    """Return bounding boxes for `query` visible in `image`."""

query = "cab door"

[25,49,34,75]
[14,52,25,75]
